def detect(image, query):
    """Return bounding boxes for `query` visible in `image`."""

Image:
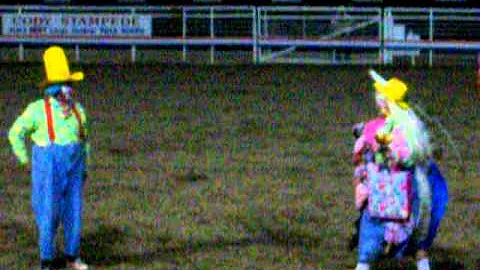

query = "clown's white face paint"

[375,93,390,117]
[61,85,74,101]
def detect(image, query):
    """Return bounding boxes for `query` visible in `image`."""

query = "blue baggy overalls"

[31,98,86,260]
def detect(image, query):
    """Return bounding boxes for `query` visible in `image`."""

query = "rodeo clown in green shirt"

[8,46,89,270]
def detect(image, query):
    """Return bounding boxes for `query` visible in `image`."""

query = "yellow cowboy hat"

[43,46,84,84]
[374,77,410,110]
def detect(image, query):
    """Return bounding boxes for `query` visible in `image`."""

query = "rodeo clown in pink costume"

[350,70,448,270]
[8,46,89,270]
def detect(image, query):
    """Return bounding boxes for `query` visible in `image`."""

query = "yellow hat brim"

[397,101,410,110]
[46,71,84,84]
[70,71,84,81]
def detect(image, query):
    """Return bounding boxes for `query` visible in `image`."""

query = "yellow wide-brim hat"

[374,77,410,110]
[43,46,84,84]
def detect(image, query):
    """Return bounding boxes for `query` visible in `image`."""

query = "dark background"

[6,0,480,8]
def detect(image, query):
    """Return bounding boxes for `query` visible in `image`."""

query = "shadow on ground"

[80,218,470,269]
[80,221,328,267]
[357,246,468,270]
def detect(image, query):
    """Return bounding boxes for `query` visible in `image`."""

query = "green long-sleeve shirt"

[8,97,89,165]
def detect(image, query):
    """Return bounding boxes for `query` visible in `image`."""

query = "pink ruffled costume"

[353,116,416,247]
[352,117,385,210]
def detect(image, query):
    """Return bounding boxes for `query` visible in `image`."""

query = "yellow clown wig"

[369,70,432,163]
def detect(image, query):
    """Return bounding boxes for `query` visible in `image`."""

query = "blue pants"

[31,143,86,260]
[357,184,420,263]
[358,161,448,263]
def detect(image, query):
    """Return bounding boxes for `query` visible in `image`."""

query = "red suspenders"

[44,97,85,143]
[44,97,56,142]
[71,105,86,140]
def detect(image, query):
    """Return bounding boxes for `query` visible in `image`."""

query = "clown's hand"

[375,132,393,145]
[17,155,29,166]
[352,122,364,139]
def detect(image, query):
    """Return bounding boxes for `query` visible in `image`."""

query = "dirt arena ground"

[0,63,478,269]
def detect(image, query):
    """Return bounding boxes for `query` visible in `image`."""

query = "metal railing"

[0,5,479,66]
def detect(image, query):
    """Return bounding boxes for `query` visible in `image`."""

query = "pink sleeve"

[362,117,386,152]
[353,136,366,154]
[389,128,412,162]
[355,183,369,210]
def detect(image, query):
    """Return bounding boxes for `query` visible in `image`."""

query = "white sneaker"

[67,258,89,270]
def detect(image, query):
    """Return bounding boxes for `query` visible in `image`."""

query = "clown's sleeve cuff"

[8,128,29,164]
[17,154,29,165]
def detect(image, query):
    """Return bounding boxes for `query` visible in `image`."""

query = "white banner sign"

[2,13,152,37]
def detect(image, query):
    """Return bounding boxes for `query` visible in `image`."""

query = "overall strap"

[44,97,85,143]
[44,97,55,143]
[71,104,86,141]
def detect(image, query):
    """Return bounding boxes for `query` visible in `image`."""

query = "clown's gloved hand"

[16,154,29,166]
[352,122,364,139]
[375,132,393,145]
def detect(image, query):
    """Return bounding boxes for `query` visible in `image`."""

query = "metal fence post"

[429,8,434,67]
[131,45,136,63]
[257,8,260,63]
[183,7,187,62]
[302,6,306,38]
[210,7,215,64]
[131,7,136,64]
[379,8,383,65]
[263,10,268,39]
[263,9,270,56]
[18,43,24,62]
[252,7,258,64]
[382,8,390,65]
[75,44,80,62]
[17,7,24,62]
